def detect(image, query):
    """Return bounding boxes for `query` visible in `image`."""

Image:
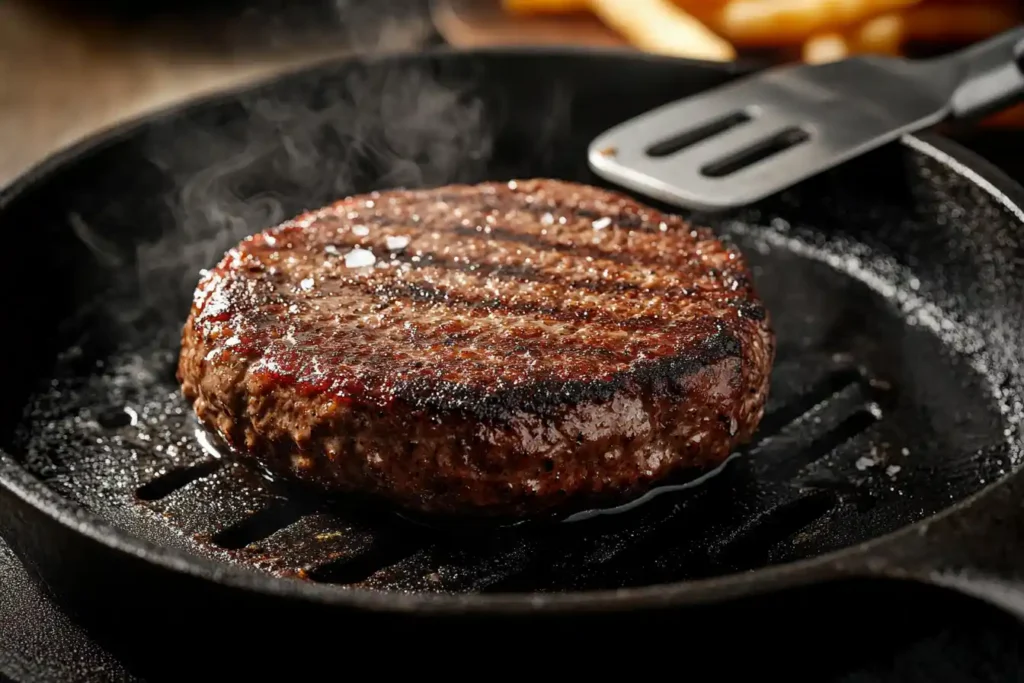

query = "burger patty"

[177,179,775,517]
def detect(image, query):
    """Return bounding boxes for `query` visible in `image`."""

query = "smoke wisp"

[74,43,495,346]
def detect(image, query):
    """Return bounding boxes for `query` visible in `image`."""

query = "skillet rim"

[2,46,1024,616]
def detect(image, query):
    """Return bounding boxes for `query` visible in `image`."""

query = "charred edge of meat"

[389,328,743,422]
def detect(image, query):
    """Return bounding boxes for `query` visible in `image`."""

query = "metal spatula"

[589,27,1024,212]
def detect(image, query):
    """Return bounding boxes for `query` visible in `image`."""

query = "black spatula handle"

[943,26,1024,121]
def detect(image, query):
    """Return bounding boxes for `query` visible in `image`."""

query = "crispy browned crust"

[177,179,775,517]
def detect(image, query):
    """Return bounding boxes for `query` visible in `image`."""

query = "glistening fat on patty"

[177,179,775,517]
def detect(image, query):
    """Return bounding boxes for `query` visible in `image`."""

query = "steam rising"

[75,43,494,344]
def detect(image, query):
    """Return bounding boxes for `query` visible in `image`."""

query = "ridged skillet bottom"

[8,212,1020,595]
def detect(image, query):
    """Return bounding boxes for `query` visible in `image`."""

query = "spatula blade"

[588,55,956,211]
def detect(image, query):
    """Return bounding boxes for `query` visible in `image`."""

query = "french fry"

[802,32,850,63]
[806,11,906,62]
[670,0,733,13]
[712,0,923,46]
[589,0,736,61]
[852,12,905,54]
[496,0,1024,90]
[501,0,590,15]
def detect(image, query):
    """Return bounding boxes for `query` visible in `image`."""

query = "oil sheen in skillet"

[176,179,776,519]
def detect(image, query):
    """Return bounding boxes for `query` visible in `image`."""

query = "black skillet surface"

[2,47,1024,678]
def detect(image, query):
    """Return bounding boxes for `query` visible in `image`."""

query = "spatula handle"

[942,26,1024,121]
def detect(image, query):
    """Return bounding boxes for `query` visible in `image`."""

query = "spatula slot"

[645,111,752,158]
[701,127,810,179]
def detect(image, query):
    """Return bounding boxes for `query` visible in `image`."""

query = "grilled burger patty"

[177,179,775,517]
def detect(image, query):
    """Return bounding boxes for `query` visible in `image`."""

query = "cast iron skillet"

[2,46,1024,672]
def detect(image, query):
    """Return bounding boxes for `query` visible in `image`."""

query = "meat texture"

[177,179,775,517]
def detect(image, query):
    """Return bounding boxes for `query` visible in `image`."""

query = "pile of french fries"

[502,0,1024,126]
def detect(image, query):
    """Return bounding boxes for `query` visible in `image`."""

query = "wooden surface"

[0,0,429,187]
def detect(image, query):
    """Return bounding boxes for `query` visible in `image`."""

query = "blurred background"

[0,0,436,186]
[2,0,1023,187]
